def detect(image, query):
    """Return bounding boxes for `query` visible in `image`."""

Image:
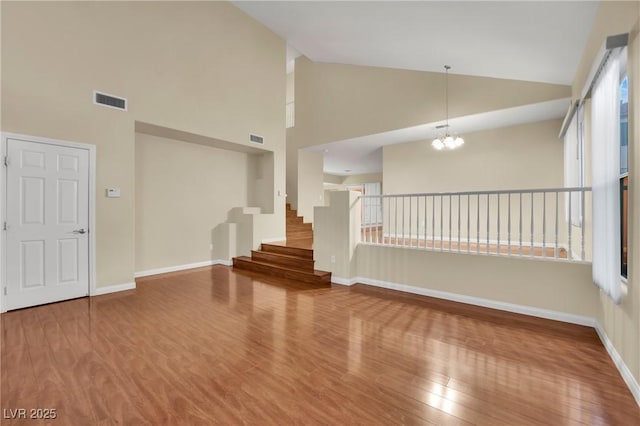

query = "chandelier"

[432,65,464,150]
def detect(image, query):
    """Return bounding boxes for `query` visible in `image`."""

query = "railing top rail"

[358,187,592,198]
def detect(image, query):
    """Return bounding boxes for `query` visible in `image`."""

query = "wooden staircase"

[285,203,313,247]
[232,204,331,285]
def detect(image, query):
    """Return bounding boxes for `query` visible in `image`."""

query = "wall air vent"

[249,133,264,144]
[93,90,127,111]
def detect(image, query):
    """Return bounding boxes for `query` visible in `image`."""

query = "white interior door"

[5,138,90,310]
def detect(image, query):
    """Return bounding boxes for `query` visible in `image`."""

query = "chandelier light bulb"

[444,135,455,149]
[432,138,444,150]
[454,136,464,147]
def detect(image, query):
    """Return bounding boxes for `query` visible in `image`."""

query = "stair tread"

[261,243,314,258]
[234,256,329,277]
[252,250,314,271]
[252,250,314,262]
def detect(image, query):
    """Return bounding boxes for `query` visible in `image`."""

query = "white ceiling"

[232,1,598,176]
[234,1,598,84]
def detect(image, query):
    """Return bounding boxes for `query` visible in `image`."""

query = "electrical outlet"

[330,255,336,264]
[209,243,214,251]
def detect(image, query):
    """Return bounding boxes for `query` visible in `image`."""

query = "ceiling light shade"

[431,65,464,151]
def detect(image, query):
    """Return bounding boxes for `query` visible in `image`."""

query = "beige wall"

[314,191,361,277]
[570,1,640,393]
[323,173,344,185]
[296,149,324,223]
[1,1,286,287]
[135,133,250,272]
[292,56,570,149]
[382,120,568,246]
[287,55,570,223]
[384,119,564,193]
[342,173,383,187]
[356,245,599,320]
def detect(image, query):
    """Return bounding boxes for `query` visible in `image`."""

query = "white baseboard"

[262,236,287,244]
[93,281,136,296]
[135,259,230,278]
[594,321,640,406]
[353,276,595,326]
[333,274,595,325]
[331,276,357,286]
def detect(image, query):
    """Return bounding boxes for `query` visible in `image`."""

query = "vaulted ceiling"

[233,1,600,176]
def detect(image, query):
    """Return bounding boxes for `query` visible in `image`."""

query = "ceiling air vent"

[249,133,264,144]
[93,90,127,111]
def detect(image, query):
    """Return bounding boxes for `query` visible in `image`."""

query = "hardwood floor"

[2,266,639,425]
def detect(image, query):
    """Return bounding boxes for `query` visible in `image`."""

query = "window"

[591,45,625,303]
[620,74,628,278]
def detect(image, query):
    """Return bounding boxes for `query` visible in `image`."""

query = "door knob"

[72,229,87,234]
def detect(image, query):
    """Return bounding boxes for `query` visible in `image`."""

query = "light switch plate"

[106,188,121,198]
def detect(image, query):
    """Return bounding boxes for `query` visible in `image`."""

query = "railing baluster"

[486,193,490,254]
[366,196,370,243]
[542,193,546,258]
[416,196,420,248]
[424,196,427,249]
[581,189,586,261]
[568,190,572,260]
[519,193,523,256]
[449,195,452,251]
[387,197,390,245]
[422,196,427,250]
[431,196,435,250]
[467,194,470,253]
[497,194,500,255]
[409,196,412,248]
[440,195,444,251]
[476,194,480,254]
[508,193,511,256]
[402,196,406,247]
[530,191,534,258]
[457,195,461,253]
[555,191,559,258]
[395,196,398,247]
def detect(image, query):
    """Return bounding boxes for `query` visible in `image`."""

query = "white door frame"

[1,132,97,313]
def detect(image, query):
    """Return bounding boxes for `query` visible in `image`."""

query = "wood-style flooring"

[1,266,638,425]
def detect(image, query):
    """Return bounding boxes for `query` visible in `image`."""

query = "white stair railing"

[359,187,591,261]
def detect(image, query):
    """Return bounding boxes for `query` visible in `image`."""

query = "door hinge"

[3,156,8,167]
[3,287,6,296]
[2,222,6,231]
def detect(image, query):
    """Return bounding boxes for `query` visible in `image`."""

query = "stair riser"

[261,243,313,259]
[233,258,329,285]
[287,223,312,229]
[287,229,309,234]
[251,251,315,272]
[286,218,305,225]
